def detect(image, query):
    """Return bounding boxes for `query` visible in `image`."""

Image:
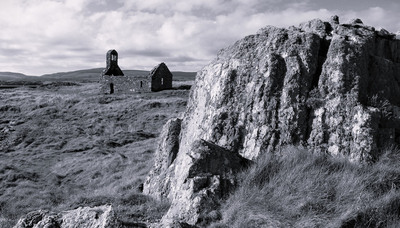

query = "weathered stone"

[149,62,173,92]
[158,140,251,226]
[104,49,124,76]
[143,118,182,200]
[145,18,400,225]
[330,15,339,24]
[377,28,396,39]
[14,205,119,228]
[13,210,60,228]
[349,18,363,24]
[168,221,198,228]
[300,18,331,38]
[100,74,150,94]
[100,50,173,94]
[183,25,322,161]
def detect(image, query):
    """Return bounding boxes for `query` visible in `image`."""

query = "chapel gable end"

[149,62,173,92]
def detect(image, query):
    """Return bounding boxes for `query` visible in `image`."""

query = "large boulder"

[14,205,119,228]
[144,16,400,225]
[146,139,250,226]
[144,118,251,225]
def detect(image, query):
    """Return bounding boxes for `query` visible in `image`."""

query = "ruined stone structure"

[99,49,173,94]
[149,62,173,91]
[104,50,124,76]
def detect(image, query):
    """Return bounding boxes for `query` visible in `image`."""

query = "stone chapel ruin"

[100,49,173,94]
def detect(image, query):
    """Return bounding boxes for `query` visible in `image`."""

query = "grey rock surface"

[144,16,400,225]
[144,118,182,200]
[14,205,119,228]
[162,139,250,225]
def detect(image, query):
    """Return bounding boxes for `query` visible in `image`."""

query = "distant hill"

[170,71,197,81]
[0,68,197,82]
[0,72,40,81]
[40,68,104,81]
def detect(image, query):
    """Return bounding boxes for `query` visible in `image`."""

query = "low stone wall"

[100,74,151,94]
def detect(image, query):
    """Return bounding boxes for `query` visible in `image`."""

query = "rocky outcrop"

[161,139,250,225]
[144,16,400,225]
[144,118,182,200]
[14,205,119,228]
[144,120,250,225]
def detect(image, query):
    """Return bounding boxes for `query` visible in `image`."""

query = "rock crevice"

[144,16,400,226]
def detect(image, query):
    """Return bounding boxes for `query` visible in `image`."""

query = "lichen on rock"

[144,118,182,200]
[14,205,118,228]
[144,16,400,226]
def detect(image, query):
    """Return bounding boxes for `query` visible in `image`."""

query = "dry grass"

[0,82,190,226]
[212,146,400,228]
[4,81,400,227]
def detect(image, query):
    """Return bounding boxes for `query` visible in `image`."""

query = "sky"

[0,0,399,76]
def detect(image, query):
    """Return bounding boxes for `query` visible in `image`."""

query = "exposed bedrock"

[144,17,400,226]
[14,205,118,228]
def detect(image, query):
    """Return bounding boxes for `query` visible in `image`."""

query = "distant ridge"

[0,72,39,81]
[0,68,196,82]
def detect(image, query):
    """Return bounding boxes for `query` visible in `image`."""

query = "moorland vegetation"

[0,81,190,227]
[1,79,400,227]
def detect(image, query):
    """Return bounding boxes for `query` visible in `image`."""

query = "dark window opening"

[110,83,114,94]
[140,81,143,88]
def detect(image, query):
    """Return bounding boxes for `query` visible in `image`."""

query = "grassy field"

[0,82,191,227]
[3,79,400,228]
[211,146,400,228]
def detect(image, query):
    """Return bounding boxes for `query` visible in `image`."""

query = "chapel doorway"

[110,83,114,94]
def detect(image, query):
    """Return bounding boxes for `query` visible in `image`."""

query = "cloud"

[0,0,398,75]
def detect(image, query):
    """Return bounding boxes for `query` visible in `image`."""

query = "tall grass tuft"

[212,146,400,228]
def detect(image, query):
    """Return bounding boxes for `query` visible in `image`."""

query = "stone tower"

[104,49,124,76]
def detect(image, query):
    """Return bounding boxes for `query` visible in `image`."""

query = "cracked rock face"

[14,205,118,228]
[144,118,182,200]
[144,17,400,225]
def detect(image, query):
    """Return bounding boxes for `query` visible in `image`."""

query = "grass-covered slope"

[3,80,399,228]
[212,147,400,227]
[0,83,190,227]
[0,72,38,81]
